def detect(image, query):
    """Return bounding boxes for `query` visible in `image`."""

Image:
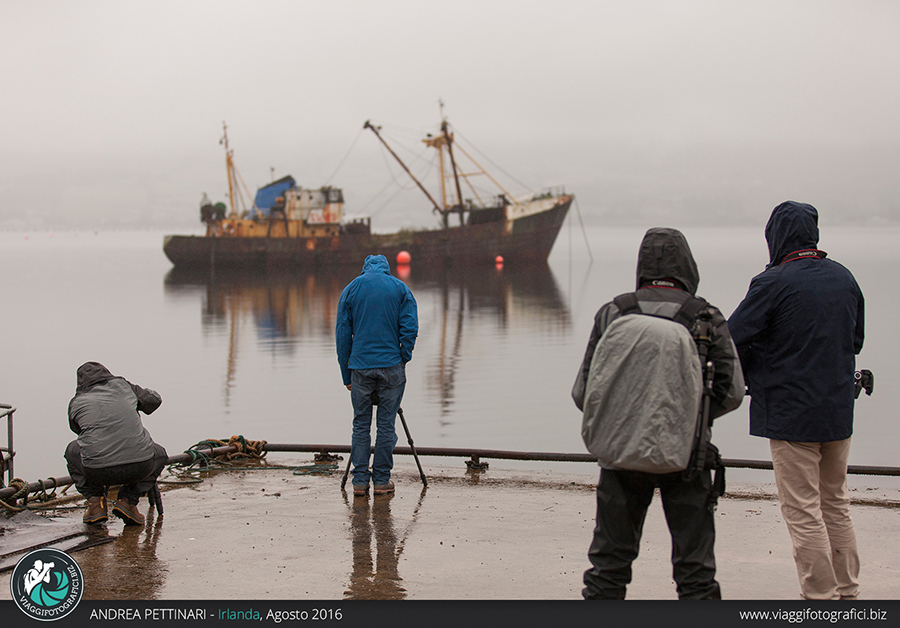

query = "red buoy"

[495,255,504,264]
[397,250,411,265]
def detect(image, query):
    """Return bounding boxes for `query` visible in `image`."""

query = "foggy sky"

[2,0,899,231]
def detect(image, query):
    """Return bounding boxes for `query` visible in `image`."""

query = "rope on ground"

[36,478,58,501]
[0,477,77,515]
[172,435,269,471]
[292,462,339,475]
[164,436,340,481]
[0,478,28,514]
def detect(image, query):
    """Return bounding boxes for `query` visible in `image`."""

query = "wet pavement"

[2,456,899,600]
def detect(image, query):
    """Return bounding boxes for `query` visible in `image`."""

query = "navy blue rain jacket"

[727,202,865,442]
[336,255,418,385]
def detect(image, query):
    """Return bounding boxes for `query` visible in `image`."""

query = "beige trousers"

[770,439,860,600]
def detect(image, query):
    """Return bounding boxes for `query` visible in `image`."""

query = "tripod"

[341,392,427,489]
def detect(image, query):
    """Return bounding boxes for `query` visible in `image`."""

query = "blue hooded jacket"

[728,201,865,442]
[336,255,418,385]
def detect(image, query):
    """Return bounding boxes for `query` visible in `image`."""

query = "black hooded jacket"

[728,202,865,442]
[572,228,744,420]
[67,362,162,468]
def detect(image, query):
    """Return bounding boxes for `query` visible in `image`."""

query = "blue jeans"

[350,365,406,486]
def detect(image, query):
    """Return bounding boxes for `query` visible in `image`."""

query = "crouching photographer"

[64,362,167,526]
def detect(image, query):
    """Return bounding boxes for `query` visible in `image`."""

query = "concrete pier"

[2,457,898,600]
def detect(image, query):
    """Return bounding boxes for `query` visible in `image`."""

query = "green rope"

[292,463,339,475]
[152,437,338,490]
[36,478,58,501]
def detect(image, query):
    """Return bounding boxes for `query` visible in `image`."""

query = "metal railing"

[0,404,15,488]
[3,441,899,505]
[263,443,900,477]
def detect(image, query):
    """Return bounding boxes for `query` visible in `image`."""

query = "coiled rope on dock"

[0,477,76,514]
[201,435,267,462]
[158,436,268,487]
[0,478,28,512]
[164,436,340,482]
[175,435,268,467]
[172,437,337,476]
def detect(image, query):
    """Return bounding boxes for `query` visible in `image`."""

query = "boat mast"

[364,120,443,217]
[221,121,238,219]
[441,118,466,226]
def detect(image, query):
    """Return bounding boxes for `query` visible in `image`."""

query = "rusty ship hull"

[163,195,573,270]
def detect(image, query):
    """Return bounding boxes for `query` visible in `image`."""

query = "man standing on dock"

[336,254,418,497]
[572,228,744,599]
[65,362,168,526]
[728,201,865,600]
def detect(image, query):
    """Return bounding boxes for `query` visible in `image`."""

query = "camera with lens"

[854,369,874,399]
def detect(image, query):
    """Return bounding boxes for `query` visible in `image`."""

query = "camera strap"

[779,249,827,265]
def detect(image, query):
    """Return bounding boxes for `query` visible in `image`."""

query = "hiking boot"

[352,484,369,497]
[83,496,108,524]
[112,500,145,526]
[373,480,395,495]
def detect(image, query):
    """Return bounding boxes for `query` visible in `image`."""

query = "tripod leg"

[147,481,163,515]
[398,407,427,487]
[341,454,352,489]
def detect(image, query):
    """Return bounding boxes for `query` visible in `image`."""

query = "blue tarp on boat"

[251,176,296,218]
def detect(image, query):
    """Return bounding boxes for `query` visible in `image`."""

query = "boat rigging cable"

[323,127,365,187]
[365,120,443,214]
[349,126,439,217]
[573,196,594,262]
[451,126,533,192]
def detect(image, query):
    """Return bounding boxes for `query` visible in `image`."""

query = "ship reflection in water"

[163,263,572,422]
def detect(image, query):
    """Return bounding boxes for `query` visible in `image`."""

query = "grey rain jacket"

[572,228,744,421]
[727,201,864,442]
[67,362,162,468]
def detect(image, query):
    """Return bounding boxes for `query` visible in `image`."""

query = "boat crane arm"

[363,120,443,215]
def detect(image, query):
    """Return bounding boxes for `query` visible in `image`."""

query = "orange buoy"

[495,255,504,264]
[397,250,411,265]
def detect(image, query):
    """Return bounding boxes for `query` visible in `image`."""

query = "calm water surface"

[1,225,896,488]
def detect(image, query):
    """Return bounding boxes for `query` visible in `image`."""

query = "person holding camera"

[64,362,168,526]
[336,254,418,497]
[728,201,865,600]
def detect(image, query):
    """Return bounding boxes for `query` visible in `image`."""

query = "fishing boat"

[162,116,574,269]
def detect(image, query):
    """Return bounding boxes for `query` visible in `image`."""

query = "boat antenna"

[364,120,443,215]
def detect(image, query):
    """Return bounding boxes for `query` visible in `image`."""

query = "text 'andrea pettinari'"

[89,608,207,620]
